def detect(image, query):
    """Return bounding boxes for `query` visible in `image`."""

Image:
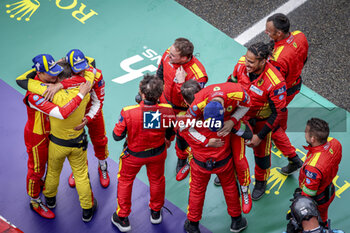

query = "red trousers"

[116,151,167,217]
[271,108,296,159]
[87,111,109,160]
[187,158,241,222]
[252,121,272,181]
[318,192,335,223]
[24,130,49,198]
[231,135,251,186]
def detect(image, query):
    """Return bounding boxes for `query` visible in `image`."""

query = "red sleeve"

[231,60,243,82]
[257,81,287,139]
[27,93,83,119]
[85,71,105,121]
[113,109,127,138]
[187,98,204,119]
[196,76,208,88]
[301,165,322,197]
[270,58,288,79]
[180,127,209,147]
[60,75,86,89]
[229,88,251,125]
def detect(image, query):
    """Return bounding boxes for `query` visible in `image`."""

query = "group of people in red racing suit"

[17,12,343,233]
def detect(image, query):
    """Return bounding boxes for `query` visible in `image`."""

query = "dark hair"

[247,42,273,60]
[181,80,201,104]
[139,74,164,103]
[306,118,329,144]
[57,61,72,80]
[174,38,194,58]
[267,13,290,34]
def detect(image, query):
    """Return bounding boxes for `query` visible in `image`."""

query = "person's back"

[270,30,308,91]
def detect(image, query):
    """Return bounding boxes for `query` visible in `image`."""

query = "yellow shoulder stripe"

[190,63,204,80]
[158,103,172,108]
[123,104,140,111]
[309,152,321,167]
[272,46,284,61]
[266,68,281,86]
[238,56,246,64]
[327,137,333,142]
[86,56,95,66]
[197,98,208,110]
[16,68,36,81]
[227,91,243,100]
[292,30,302,35]
[95,72,101,81]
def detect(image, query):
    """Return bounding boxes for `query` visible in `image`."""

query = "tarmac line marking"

[234,0,308,45]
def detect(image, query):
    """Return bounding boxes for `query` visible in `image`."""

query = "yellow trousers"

[43,141,93,209]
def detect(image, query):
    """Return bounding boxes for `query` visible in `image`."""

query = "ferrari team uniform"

[157,48,208,160]
[299,137,342,222]
[18,73,86,200]
[20,68,96,209]
[185,82,251,186]
[113,100,175,217]
[269,31,309,160]
[229,56,286,182]
[59,56,109,161]
[181,127,241,222]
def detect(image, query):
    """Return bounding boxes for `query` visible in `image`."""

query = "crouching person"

[181,101,248,233]
[111,74,175,232]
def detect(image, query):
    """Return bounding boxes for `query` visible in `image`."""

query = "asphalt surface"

[176,0,350,111]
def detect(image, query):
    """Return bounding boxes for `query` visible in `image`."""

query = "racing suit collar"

[275,32,293,46]
[142,100,157,105]
[303,141,330,153]
[172,55,193,69]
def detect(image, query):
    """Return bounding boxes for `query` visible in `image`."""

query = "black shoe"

[45,196,56,208]
[280,156,303,175]
[82,198,97,222]
[214,176,221,186]
[252,180,267,201]
[111,212,131,232]
[230,215,248,232]
[150,209,162,224]
[176,158,187,174]
[184,220,201,233]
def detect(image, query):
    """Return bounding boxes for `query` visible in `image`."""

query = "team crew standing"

[111,74,175,232]
[229,42,287,201]
[265,13,309,175]
[157,38,208,175]
[14,10,345,232]
[298,118,342,224]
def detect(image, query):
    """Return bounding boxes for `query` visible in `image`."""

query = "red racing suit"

[269,31,309,159]
[269,31,308,105]
[157,48,208,111]
[185,82,251,186]
[229,57,287,181]
[113,101,175,217]
[299,137,342,222]
[23,76,84,199]
[157,48,208,160]
[181,127,242,222]
[60,57,108,160]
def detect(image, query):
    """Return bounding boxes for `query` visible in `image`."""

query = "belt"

[287,76,302,96]
[193,153,232,171]
[126,143,165,158]
[49,131,88,151]
[164,95,188,111]
[313,183,335,205]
